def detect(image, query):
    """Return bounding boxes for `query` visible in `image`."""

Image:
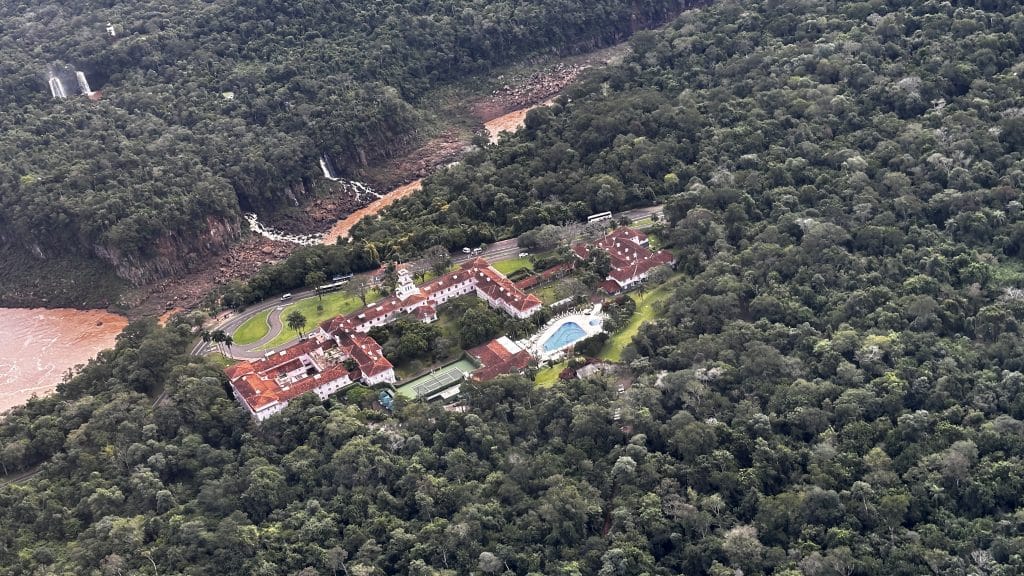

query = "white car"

[462,247,472,254]
[519,251,529,257]
[280,293,292,301]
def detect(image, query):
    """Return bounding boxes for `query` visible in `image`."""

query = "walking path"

[194,205,664,360]
[231,306,290,359]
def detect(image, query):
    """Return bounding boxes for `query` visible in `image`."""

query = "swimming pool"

[542,321,588,352]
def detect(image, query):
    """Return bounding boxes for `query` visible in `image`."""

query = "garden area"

[259,289,384,350]
[233,309,272,345]
[491,257,533,275]
[599,276,679,361]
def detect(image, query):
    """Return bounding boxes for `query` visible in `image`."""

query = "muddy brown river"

[483,99,555,144]
[0,104,559,413]
[0,308,127,413]
[322,178,424,244]
[322,101,555,244]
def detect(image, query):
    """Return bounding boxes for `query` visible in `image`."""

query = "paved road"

[195,204,665,359]
[0,466,40,486]
[191,292,314,357]
[195,238,524,360]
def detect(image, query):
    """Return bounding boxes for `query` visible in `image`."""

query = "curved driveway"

[194,204,664,359]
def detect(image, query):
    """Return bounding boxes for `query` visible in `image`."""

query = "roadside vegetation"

[0,0,692,291]
[7,1,1024,575]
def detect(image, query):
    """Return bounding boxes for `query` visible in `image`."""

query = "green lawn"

[646,233,664,250]
[529,283,562,305]
[259,289,383,350]
[534,361,567,387]
[630,216,656,229]
[233,309,272,345]
[205,352,236,368]
[600,278,679,362]
[492,257,533,275]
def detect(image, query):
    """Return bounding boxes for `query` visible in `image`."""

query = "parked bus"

[316,280,349,295]
[587,211,613,223]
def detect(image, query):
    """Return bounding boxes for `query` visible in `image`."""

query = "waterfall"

[244,213,324,246]
[319,153,341,181]
[48,76,66,99]
[76,71,93,96]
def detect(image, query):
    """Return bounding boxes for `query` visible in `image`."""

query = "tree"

[478,552,505,574]
[586,249,612,279]
[326,547,350,576]
[556,277,588,302]
[425,245,452,277]
[362,240,380,265]
[287,311,308,339]
[306,271,327,299]
[379,263,399,295]
[210,329,231,353]
[647,265,672,286]
[457,304,503,348]
[722,525,764,574]
[349,277,372,307]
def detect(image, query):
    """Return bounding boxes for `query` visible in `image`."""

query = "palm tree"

[207,329,231,353]
[286,311,308,339]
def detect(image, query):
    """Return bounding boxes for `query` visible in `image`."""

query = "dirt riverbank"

[121,42,634,318]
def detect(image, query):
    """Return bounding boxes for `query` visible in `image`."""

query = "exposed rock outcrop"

[92,216,241,286]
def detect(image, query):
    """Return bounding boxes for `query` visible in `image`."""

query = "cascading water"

[48,76,66,99]
[244,213,324,246]
[76,71,93,96]
[319,153,341,181]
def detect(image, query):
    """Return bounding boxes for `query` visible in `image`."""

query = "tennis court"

[395,358,477,399]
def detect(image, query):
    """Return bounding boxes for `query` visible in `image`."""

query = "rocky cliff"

[91,215,241,286]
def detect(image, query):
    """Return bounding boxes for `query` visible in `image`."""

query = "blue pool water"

[542,321,588,352]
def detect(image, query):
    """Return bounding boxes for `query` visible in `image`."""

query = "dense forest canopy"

[7,0,1024,574]
[0,0,693,283]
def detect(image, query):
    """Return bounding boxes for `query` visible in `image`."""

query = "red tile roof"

[468,339,517,366]
[468,263,543,313]
[234,256,542,416]
[517,261,576,290]
[336,331,393,377]
[416,304,437,320]
[467,338,533,381]
[320,315,359,334]
[419,270,473,295]
[226,339,349,413]
[573,226,673,290]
